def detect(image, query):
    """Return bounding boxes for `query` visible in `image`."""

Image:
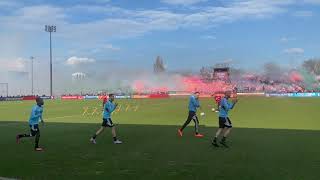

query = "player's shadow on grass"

[1,121,320,180]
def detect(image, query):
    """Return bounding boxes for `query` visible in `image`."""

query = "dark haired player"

[16,97,45,151]
[90,94,122,144]
[178,92,204,138]
[212,91,238,147]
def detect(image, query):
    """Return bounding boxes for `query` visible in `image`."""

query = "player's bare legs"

[96,126,105,136]
[111,126,116,137]
[212,128,223,147]
[223,128,232,138]
[90,126,105,144]
[111,127,122,144]
[220,127,232,147]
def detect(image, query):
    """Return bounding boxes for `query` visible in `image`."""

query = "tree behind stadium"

[153,56,166,74]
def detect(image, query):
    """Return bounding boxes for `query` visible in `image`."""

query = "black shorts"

[29,124,40,136]
[219,117,232,128]
[102,118,114,127]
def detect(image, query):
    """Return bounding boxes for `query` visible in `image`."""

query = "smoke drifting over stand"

[1,55,320,96]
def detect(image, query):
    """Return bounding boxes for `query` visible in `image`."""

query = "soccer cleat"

[35,147,44,151]
[16,135,20,144]
[90,138,96,144]
[178,129,183,137]
[220,141,229,148]
[212,140,219,147]
[114,140,122,144]
[195,133,204,138]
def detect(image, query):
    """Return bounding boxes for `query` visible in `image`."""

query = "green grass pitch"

[0,97,320,180]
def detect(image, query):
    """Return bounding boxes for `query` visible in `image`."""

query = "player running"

[178,92,204,138]
[212,91,238,148]
[90,94,122,144]
[16,97,45,151]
